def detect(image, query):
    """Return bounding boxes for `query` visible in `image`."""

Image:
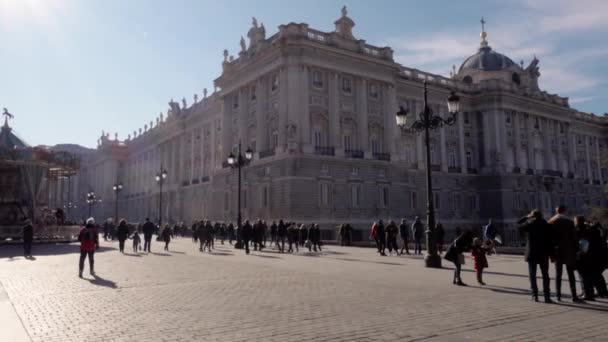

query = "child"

[131,230,141,253]
[471,238,490,285]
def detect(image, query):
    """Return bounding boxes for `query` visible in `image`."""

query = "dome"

[459,46,516,72]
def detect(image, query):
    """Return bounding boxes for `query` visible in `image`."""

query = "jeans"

[277,236,286,252]
[387,237,399,253]
[555,262,577,298]
[164,241,170,251]
[23,241,32,256]
[528,259,550,297]
[79,251,95,273]
[414,238,422,255]
[453,260,462,282]
[143,236,152,252]
[376,238,386,254]
[118,239,126,253]
[401,238,409,254]
[243,239,250,254]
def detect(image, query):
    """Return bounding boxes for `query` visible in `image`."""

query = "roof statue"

[203,88,208,98]
[334,6,355,39]
[114,132,118,141]
[194,93,198,104]
[2,108,14,127]
[240,36,247,52]
[252,17,258,28]
[182,97,187,109]
[223,49,229,63]
[159,111,164,122]
[168,99,180,115]
[480,17,488,47]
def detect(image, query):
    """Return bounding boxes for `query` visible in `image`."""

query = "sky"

[1,0,606,148]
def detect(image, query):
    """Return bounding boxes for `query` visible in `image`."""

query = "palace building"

[72,8,607,241]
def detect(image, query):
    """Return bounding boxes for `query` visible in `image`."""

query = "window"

[314,130,323,147]
[464,112,470,125]
[463,76,473,84]
[466,150,473,169]
[512,73,521,85]
[233,94,239,109]
[312,71,323,88]
[262,186,269,207]
[410,191,417,210]
[342,77,352,94]
[533,118,540,129]
[271,130,279,149]
[344,135,352,151]
[370,138,379,154]
[559,123,564,134]
[350,184,361,208]
[430,146,437,165]
[224,192,229,211]
[320,183,331,207]
[505,113,511,124]
[250,85,257,101]
[369,83,378,98]
[468,195,478,211]
[271,74,279,91]
[380,186,389,208]
[434,193,440,210]
[448,150,456,168]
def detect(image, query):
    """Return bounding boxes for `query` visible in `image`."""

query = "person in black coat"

[548,206,580,302]
[22,219,34,258]
[518,210,553,303]
[576,217,608,300]
[116,219,130,254]
[412,217,424,255]
[241,220,253,254]
[309,224,322,252]
[142,218,156,253]
[435,222,445,254]
[376,220,386,256]
[444,230,474,286]
[277,220,287,253]
[399,219,409,255]
[590,222,608,298]
[253,219,265,251]
[386,220,399,255]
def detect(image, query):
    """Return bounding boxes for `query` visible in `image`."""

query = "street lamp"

[226,141,253,232]
[112,182,123,225]
[395,80,460,268]
[86,191,96,218]
[155,166,168,229]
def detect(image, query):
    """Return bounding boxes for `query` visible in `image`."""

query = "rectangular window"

[410,191,417,210]
[369,83,378,98]
[271,74,279,91]
[342,77,352,94]
[312,71,323,88]
[466,151,473,169]
[434,192,440,210]
[350,184,361,208]
[314,130,322,147]
[262,187,269,207]
[344,135,352,151]
[448,151,456,168]
[464,112,470,124]
[371,139,379,154]
[233,94,239,109]
[382,187,389,208]
[250,85,257,101]
[320,183,330,207]
[272,131,279,149]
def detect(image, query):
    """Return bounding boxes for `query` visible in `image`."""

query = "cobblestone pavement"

[1,237,606,342]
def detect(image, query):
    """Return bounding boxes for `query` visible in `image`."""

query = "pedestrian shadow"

[26,256,37,261]
[88,275,117,289]
[554,301,608,313]
[331,256,403,266]
[123,253,142,257]
[319,250,348,255]
[0,244,115,258]
[170,251,187,254]
[150,252,172,256]
[252,253,282,259]
[207,251,233,256]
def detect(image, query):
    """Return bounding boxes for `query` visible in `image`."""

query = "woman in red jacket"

[78,218,99,278]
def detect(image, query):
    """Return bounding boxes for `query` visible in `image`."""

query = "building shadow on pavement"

[88,275,117,289]
[0,244,115,259]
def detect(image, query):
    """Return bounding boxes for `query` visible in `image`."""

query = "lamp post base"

[424,253,442,268]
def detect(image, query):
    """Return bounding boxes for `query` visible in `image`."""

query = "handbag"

[458,253,465,265]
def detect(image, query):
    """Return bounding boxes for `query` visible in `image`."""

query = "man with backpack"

[78,218,99,278]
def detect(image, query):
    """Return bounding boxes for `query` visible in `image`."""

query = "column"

[255,78,268,152]
[554,121,562,173]
[458,110,466,173]
[238,88,248,146]
[329,72,341,149]
[596,137,603,183]
[299,66,310,147]
[384,84,397,157]
[200,127,204,178]
[526,116,535,171]
[357,79,369,155]
[439,105,448,172]
[221,97,232,158]
[571,131,578,178]
[543,119,552,171]
[416,101,424,170]
[190,130,195,182]
[482,111,492,169]
[494,110,504,172]
[585,135,592,181]
[513,112,521,170]
[278,67,288,151]
[566,125,574,176]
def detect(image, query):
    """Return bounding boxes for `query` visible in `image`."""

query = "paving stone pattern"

[0,238,606,342]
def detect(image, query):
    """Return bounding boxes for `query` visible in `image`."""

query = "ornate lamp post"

[112,182,123,224]
[395,81,460,268]
[86,191,96,218]
[226,141,253,231]
[155,166,168,229]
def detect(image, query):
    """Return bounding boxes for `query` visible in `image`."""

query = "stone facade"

[75,10,608,241]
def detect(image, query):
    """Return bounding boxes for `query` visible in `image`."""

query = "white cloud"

[570,96,596,104]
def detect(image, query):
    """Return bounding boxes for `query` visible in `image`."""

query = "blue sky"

[1,0,606,148]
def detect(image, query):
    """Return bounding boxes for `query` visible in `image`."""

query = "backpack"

[82,227,94,241]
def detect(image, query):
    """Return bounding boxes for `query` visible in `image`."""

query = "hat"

[86,217,95,225]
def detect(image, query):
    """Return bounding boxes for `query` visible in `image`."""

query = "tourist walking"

[161,225,172,251]
[399,219,409,255]
[576,216,607,301]
[227,222,235,245]
[308,223,322,252]
[253,219,265,251]
[339,224,348,246]
[412,217,424,255]
[270,221,277,247]
[142,218,155,253]
[287,223,299,253]
[376,220,386,256]
[548,206,580,302]
[277,220,287,253]
[518,210,553,303]
[241,220,253,254]
[386,220,399,255]
[131,230,141,253]
[299,223,308,247]
[471,237,490,285]
[435,222,445,254]
[590,222,608,298]
[78,218,99,278]
[444,230,473,286]
[22,219,34,258]
[116,219,129,254]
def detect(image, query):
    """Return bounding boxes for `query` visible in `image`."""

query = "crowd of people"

[18,207,608,303]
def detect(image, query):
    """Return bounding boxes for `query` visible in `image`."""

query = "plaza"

[1,238,606,342]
